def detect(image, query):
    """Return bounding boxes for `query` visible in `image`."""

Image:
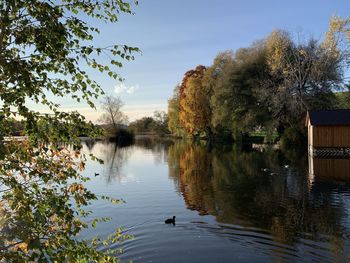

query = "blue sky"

[42,0,350,122]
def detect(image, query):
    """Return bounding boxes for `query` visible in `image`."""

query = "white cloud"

[114,83,139,94]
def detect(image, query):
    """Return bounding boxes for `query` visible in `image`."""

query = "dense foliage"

[179,65,210,137]
[128,111,169,135]
[0,0,138,261]
[168,23,350,142]
[167,86,184,136]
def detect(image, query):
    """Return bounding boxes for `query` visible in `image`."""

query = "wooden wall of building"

[309,125,350,147]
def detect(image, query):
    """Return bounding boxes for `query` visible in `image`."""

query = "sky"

[36,0,350,122]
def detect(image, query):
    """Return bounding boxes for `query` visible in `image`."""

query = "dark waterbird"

[165,216,176,225]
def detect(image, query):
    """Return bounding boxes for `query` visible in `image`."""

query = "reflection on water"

[82,139,350,262]
[309,157,350,181]
[101,142,132,183]
[169,142,349,253]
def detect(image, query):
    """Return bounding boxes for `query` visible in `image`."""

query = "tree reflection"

[168,141,348,254]
[309,157,350,182]
[134,137,173,165]
[82,138,173,182]
[98,142,132,183]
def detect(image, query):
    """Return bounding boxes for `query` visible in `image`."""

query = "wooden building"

[306,109,350,148]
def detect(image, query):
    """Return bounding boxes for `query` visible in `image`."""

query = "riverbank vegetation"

[168,17,350,145]
[128,111,170,136]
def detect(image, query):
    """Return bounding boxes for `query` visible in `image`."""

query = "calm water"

[80,138,350,262]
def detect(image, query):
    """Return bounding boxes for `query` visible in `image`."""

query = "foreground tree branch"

[0,0,139,261]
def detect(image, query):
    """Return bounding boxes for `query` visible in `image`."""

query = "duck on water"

[165,216,176,225]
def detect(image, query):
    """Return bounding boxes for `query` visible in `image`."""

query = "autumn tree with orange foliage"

[179,65,212,138]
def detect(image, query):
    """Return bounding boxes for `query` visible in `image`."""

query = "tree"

[259,30,343,130]
[6,118,25,136]
[209,47,270,139]
[335,88,350,109]
[168,85,185,136]
[128,112,169,135]
[153,110,169,134]
[128,117,156,134]
[99,95,128,133]
[324,15,350,108]
[323,15,350,65]
[179,65,211,137]
[0,0,138,261]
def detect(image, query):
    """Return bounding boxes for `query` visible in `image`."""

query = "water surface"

[81,138,350,262]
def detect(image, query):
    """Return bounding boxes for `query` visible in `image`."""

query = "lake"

[80,138,350,262]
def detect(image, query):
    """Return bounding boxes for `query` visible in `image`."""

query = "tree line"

[168,18,350,145]
[5,95,170,140]
[128,111,169,135]
[97,94,170,142]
